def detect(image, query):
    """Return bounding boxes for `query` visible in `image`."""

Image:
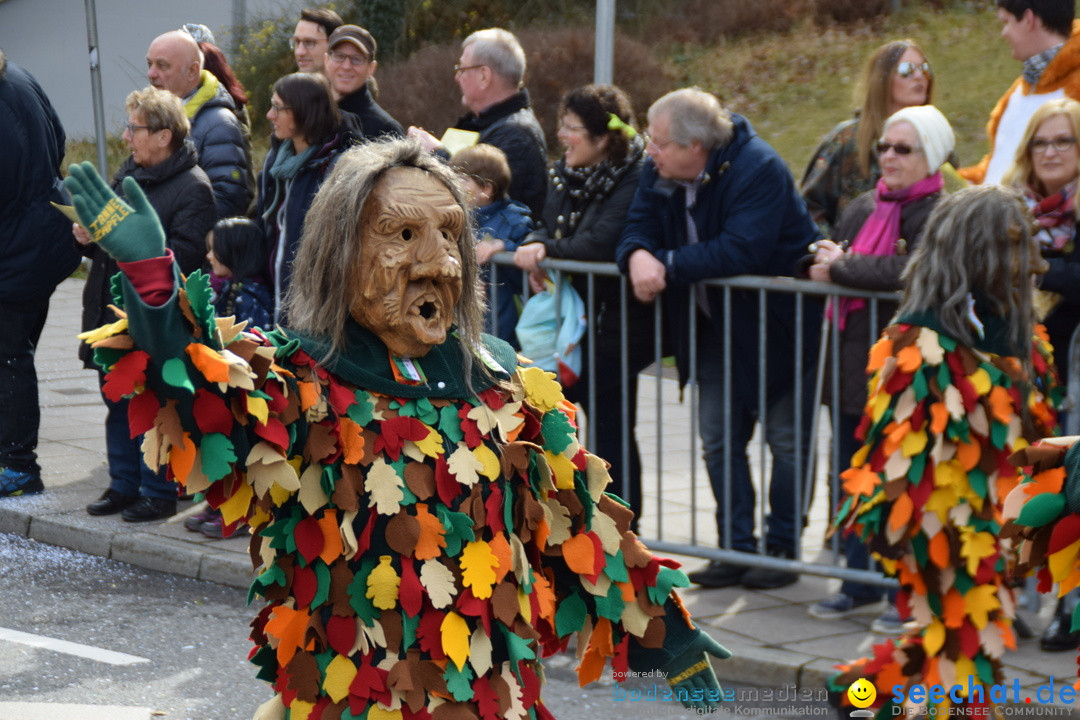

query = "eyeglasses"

[896,61,932,78]
[875,141,921,156]
[289,37,321,50]
[122,121,152,134]
[328,49,369,67]
[1030,136,1078,154]
[643,133,677,150]
[269,101,291,113]
[559,121,588,133]
[453,63,485,76]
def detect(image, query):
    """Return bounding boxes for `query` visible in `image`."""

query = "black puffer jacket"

[79,141,215,367]
[0,59,80,301]
[455,90,548,219]
[188,74,250,218]
[822,190,940,415]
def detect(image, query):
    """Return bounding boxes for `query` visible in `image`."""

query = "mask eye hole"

[401,228,412,241]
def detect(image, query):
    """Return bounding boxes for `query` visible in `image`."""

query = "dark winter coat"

[1038,222,1080,385]
[188,75,250,218]
[214,278,274,331]
[454,90,548,219]
[337,83,404,141]
[258,120,358,317]
[0,59,80,301]
[615,113,821,401]
[79,141,214,367]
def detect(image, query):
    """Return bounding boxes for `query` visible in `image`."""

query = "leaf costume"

[86,261,723,718]
[829,316,1059,716]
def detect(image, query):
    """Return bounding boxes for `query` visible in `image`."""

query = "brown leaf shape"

[284,650,321,702]
[387,510,421,556]
[404,461,436,500]
[491,581,519,627]
[155,399,186,450]
[332,465,362,513]
[328,560,354,616]
[432,702,481,720]
[304,422,338,463]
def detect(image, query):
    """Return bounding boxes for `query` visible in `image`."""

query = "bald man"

[146,30,250,218]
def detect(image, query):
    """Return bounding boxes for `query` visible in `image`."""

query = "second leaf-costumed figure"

[64,139,729,720]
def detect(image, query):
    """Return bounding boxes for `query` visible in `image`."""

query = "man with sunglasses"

[290,7,341,74]
[961,0,1080,185]
[323,25,403,140]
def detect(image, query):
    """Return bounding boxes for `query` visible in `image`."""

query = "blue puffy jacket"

[474,198,533,345]
[0,58,80,302]
[187,72,251,219]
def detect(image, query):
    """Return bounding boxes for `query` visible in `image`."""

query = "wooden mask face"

[349,166,465,357]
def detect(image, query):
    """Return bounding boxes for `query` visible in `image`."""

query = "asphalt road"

[0,533,831,720]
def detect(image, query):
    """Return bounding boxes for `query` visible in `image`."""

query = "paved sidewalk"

[3,277,1080,714]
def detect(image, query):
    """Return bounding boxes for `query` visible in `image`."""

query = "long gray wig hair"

[282,139,487,381]
[897,185,1038,363]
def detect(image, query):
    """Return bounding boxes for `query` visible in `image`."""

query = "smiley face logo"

[847,678,876,709]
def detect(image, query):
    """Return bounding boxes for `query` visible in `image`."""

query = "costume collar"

[1024,42,1064,86]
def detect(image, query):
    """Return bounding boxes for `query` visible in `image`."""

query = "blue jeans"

[100,376,175,500]
[0,292,51,475]
[697,320,814,555]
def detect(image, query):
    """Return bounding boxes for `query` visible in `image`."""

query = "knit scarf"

[830,172,943,329]
[261,139,317,224]
[549,136,644,236]
[1024,180,1077,254]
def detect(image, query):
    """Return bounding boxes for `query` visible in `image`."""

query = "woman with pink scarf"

[803,104,955,631]
[1002,98,1080,653]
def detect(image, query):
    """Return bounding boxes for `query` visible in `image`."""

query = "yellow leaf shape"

[1048,538,1080,583]
[968,368,991,396]
[901,429,928,458]
[960,528,996,577]
[287,700,316,720]
[218,479,253,526]
[474,443,501,480]
[924,619,946,656]
[869,391,891,424]
[519,366,564,413]
[365,457,404,515]
[411,425,444,458]
[447,443,483,487]
[366,555,400,610]
[517,586,532,623]
[545,449,577,490]
[964,584,1000,630]
[460,540,499,599]
[924,486,959,525]
[368,708,403,720]
[952,655,978,695]
[934,459,964,489]
[585,453,609,501]
[441,610,471,671]
[246,442,300,497]
[246,395,269,425]
[78,317,128,344]
[323,654,357,703]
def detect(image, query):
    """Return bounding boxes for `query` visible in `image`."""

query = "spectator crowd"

[5,0,1080,711]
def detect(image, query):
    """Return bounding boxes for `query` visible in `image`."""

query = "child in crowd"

[184,216,271,538]
[450,144,532,346]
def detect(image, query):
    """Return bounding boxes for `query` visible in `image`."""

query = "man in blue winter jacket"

[0,50,81,498]
[615,88,821,590]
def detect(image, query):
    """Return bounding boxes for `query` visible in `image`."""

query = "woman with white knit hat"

[801,103,955,632]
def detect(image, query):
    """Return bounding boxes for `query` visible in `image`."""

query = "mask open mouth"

[418,301,436,320]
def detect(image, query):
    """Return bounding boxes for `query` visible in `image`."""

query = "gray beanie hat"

[883,104,955,172]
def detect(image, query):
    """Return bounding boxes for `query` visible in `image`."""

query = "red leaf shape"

[435,455,461,507]
[473,675,502,720]
[293,565,317,608]
[193,388,232,435]
[102,351,150,402]
[294,516,324,565]
[127,389,159,437]
[1049,514,1080,554]
[255,417,290,450]
[399,560,424,618]
[326,614,355,656]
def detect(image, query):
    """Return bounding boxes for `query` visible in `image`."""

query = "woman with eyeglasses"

[801,39,936,237]
[74,86,215,522]
[512,84,654,530]
[801,105,955,632]
[259,72,357,322]
[1002,97,1080,654]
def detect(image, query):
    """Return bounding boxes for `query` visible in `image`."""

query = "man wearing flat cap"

[323,24,403,141]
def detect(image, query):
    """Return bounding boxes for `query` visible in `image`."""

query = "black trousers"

[0,291,52,475]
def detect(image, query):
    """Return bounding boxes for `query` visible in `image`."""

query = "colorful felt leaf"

[186,342,232,383]
[441,611,471,671]
[964,584,1000,629]
[323,654,358,703]
[960,529,996,578]
[447,443,483,487]
[1016,492,1065,527]
[365,457,405,515]
[101,350,150,401]
[419,558,458,608]
[366,555,400,610]
[461,540,499,599]
[161,356,195,393]
[413,503,448,560]
[519,366,563,413]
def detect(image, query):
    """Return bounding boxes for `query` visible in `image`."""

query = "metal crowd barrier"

[486,253,1074,586]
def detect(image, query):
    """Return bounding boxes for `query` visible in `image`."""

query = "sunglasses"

[896,61,932,78]
[875,141,921,156]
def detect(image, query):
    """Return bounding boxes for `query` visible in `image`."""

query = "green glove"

[661,630,731,710]
[64,161,166,263]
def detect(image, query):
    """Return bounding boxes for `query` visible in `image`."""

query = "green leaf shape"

[162,357,195,393]
[200,432,237,481]
[1015,493,1065,527]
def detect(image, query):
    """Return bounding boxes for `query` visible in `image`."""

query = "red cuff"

[117,250,175,307]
